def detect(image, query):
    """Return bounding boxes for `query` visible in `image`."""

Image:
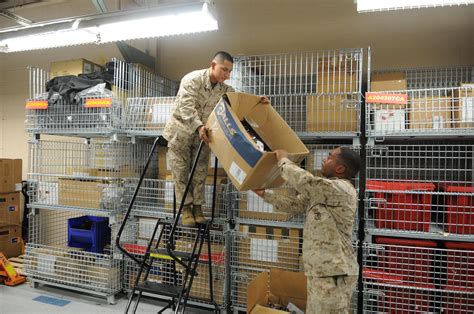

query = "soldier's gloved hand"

[253,189,265,198]
[198,125,210,144]
[274,149,288,162]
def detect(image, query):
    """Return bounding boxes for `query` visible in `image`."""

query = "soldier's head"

[321,147,361,180]
[210,51,233,84]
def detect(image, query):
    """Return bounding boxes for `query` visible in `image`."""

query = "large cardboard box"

[0,192,21,225]
[50,58,103,78]
[58,178,120,210]
[0,224,22,258]
[315,73,358,94]
[0,159,22,193]
[409,97,452,130]
[189,264,225,304]
[453,86,474,129]
[247,269,307,314]
[206,92,308,191]
[371,72,407,91]
[238,225,302,270]
[307,95,359,132]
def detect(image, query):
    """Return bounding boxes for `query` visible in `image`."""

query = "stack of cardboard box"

[0,159,23,258]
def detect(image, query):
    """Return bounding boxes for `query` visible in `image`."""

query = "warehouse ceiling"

[0,0,472,78]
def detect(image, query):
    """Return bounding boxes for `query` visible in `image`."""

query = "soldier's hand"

[253,189,265,198]
[259,96,270,104]
[275,149,288,161]
[199,126,210,144]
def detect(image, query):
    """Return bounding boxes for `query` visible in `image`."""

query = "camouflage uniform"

[264,157,359,313]
[163,68,233,207]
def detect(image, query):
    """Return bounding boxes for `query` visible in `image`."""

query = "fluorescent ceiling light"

[357,0,474,12]
[0,1,217,53]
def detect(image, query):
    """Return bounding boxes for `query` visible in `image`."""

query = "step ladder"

[116,136,221,313]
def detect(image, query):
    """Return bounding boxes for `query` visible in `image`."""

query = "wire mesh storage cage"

[366,86,474,138]
[229,48,363,138]
[362,240,474,313]
[372,65,474,90]
[27,138,152,214]
[121,221,228,307]
[25,208,122,303]
[122,177,230,224]
[122,97,176,136]
[365,142,474,240]
[25,59,178,136]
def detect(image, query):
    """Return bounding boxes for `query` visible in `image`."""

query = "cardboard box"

[0,159,22,193]
[374,108,406,132]
[0,192,21,225]
[206,92,308,191]
[454,87,474,129]
[307,95,358,132]
[238,225,302,270]
[371,72,407,91]
[238,190,292,221]
[189,264,225,304]
[247,269,307,314]
[315,73,358,94]
[58,178,120,210]
[50,58,103,78]
[409,97,452,129]
[0,224,22,258]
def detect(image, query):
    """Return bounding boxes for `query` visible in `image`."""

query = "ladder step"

[135,281,183,297]
[149,248,193,261]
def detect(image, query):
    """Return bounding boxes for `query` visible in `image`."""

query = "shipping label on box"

[0,192,21,225]
[37,181,59,205]
[206,92,308,191]
[374,109,405,132]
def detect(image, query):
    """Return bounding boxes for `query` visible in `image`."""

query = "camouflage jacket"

[264,157,359,277]
[163,68,234,148]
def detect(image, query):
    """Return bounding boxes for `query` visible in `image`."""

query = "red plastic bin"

[364,268,434,313]
[444,186,474,235]
[445,242,474,289]
[374,237,437,283]
[367,180,435,231]
[442,286,474,314]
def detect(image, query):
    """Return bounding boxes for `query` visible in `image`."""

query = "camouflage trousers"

[167,133,210,207]
[306,275,358,314]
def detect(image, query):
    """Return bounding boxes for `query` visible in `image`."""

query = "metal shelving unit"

[363,64,474,313]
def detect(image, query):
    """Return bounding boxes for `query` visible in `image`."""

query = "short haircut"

[213,51,233,64]
[337,147,361,179]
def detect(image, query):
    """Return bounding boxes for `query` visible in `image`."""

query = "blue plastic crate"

[68,215,111,253]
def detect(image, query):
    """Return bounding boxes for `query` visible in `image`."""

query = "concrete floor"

[0,281,216,314]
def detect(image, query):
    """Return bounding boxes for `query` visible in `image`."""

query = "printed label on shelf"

[84,98,113,108]
[25,100,48,109]
[366,92,408,105]
[250,238,278,262]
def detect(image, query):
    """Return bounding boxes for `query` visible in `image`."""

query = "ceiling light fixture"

[356,0,473,12]
[0,0,217,53]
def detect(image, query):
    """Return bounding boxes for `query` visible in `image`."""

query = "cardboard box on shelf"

[307,95,359,132]
[238,224,302,270]
[58,178,121,210]
[371,72,407,91]
[0,159,22,193]
[0,224,22,258]
[0,192,21,225]
[315,73,358,94]
[189,264,225,304]
[238,189,292,221]
[247,268,307,314]
[50,58,103,79]
[453,86,474,129]
[374,108,406,132]
[409,97,452,130]
[206,92,308,191]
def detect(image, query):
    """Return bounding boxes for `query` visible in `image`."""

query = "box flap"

[250,304,289,314]
[247,271,270,314]
[226,92,262,120]
[268,268,307,311]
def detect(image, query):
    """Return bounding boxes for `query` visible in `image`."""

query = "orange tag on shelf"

[25,100,48,109]
[84,98,113,108]
[366,92,408,105]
